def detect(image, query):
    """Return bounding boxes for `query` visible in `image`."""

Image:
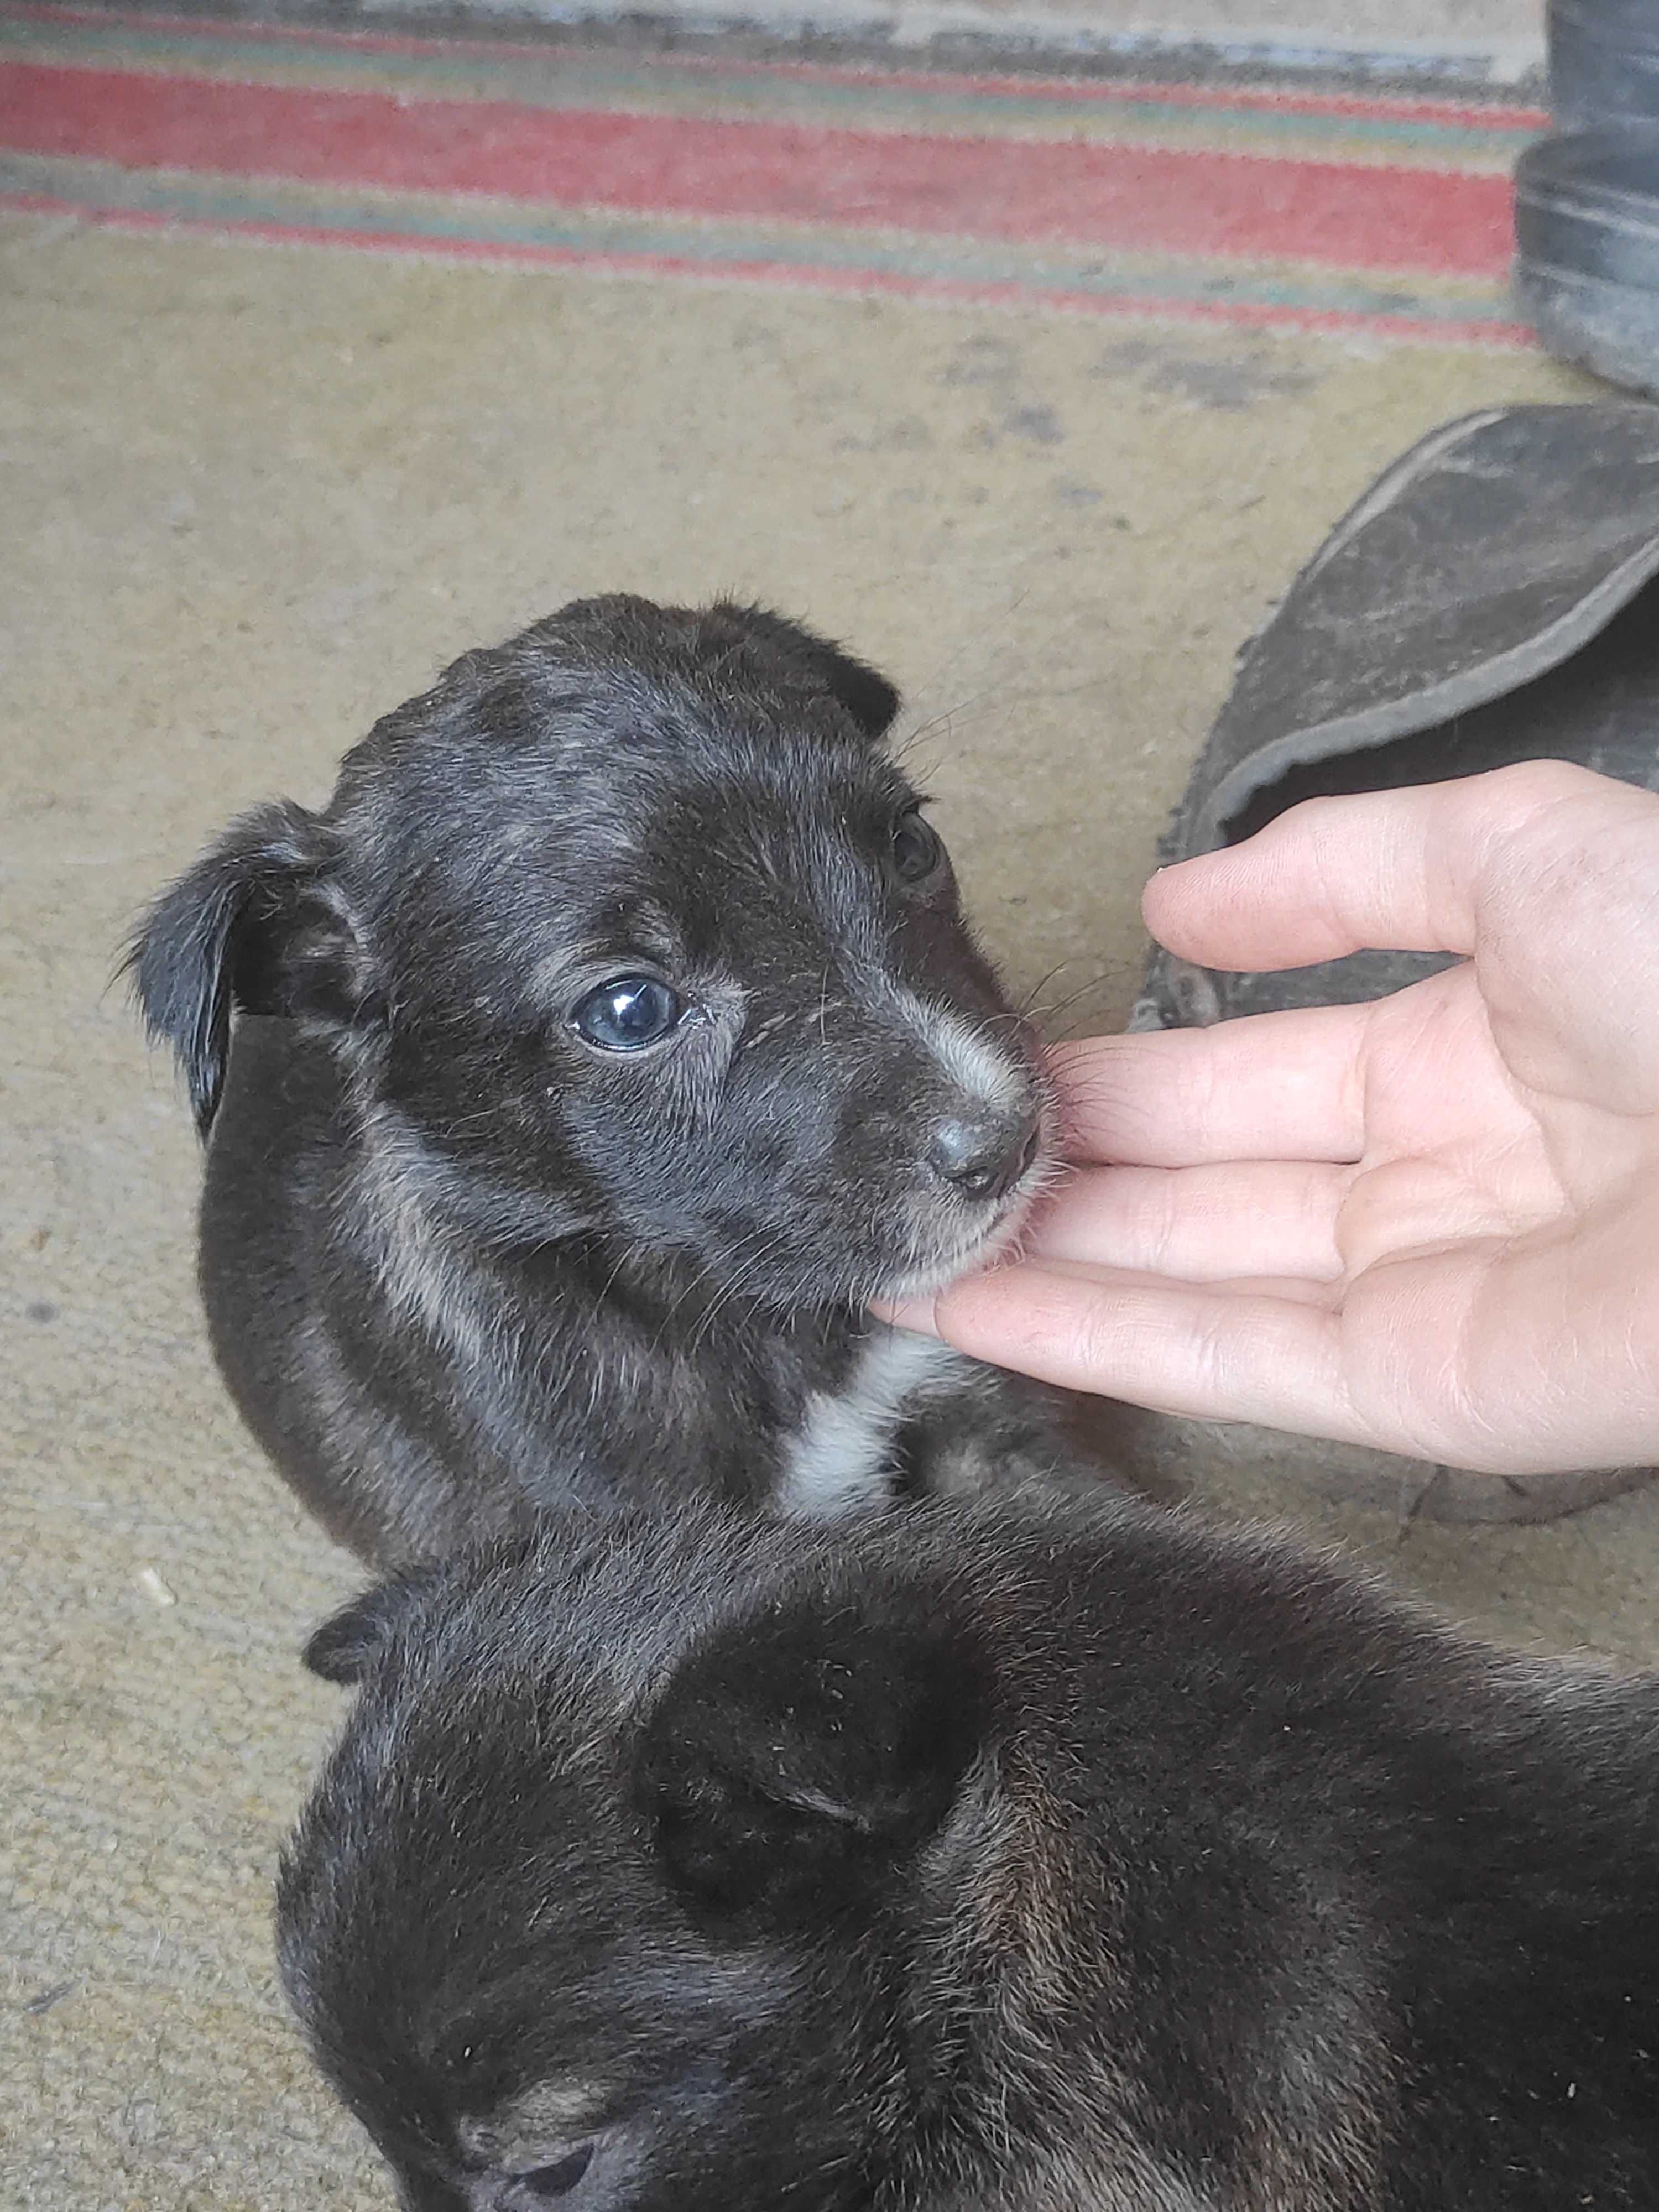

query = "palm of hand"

[1327,958,1659,1469]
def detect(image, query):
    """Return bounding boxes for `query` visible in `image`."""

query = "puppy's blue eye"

[513,2142,594,2200]
[891,809,942,884]
[572,975,683,1051]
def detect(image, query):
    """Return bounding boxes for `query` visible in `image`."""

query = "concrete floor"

[664,0,1544,51]
[385,0,1547,80]
[391,0,1546,49]
[4,14,1657,2206]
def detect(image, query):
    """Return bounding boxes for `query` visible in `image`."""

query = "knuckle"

[1479,758,1603,816]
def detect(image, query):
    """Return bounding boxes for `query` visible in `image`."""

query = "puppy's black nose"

[927,1108,1040,1202]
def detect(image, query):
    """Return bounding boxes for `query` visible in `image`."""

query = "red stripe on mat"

[0,61,1516,273]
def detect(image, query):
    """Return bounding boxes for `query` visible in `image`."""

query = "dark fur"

[280,1494,1659,2211]
[131,599,1090,1566]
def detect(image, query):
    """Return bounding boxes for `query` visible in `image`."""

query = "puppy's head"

[280,1514,993,2212]
[131,598,1051,1303]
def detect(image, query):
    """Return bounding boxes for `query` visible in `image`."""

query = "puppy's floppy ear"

[706,602,901,742]
[304,1569,439,1684]
[128,800,364,1136]
[635,1576,989,1919]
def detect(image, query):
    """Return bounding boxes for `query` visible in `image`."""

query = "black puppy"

[281,1496,1659,2212]
[132,599,1087,1564]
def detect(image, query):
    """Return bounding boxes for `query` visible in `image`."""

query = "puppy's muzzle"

[926,1104,1041,1204]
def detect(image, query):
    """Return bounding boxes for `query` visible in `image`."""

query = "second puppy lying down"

[284,1494,1659,2212]
[132,598,1091,1566]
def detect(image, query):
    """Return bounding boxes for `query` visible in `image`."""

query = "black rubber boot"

[1548,0,1659,130]
[1515,1,1659,394]
[1135,403,1659,1028]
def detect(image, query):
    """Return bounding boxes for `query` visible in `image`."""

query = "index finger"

[1141,761,1631,975]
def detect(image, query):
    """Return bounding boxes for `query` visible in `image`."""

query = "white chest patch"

[778,1329,968,1519]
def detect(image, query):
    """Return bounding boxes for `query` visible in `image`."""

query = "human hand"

[884,762,1659,1475]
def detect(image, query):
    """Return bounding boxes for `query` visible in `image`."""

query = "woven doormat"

[2,2,1543,343]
